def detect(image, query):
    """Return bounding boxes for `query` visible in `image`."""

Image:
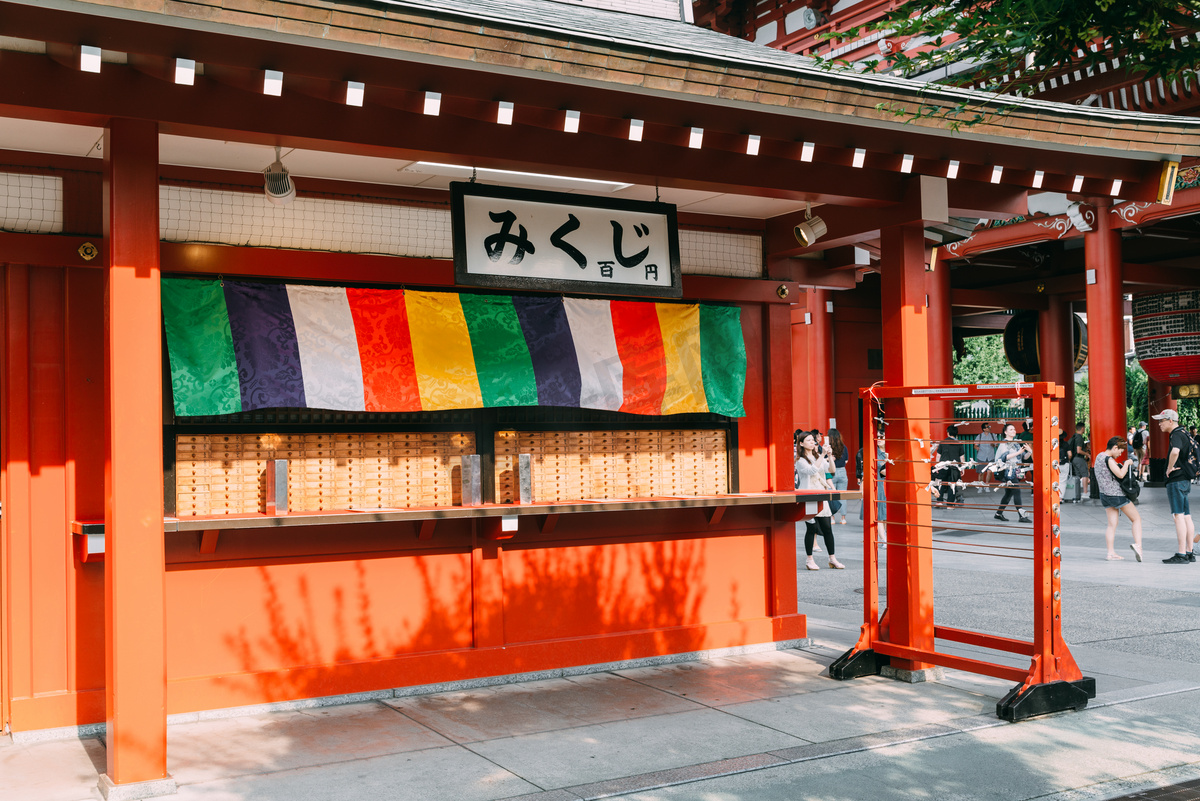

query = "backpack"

[1182,434,1200,481]
[1132,430,1144,450]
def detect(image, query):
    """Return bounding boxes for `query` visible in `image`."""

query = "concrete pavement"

[4,486,1199,801]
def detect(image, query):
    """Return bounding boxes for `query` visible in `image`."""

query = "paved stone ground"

[3,487,1199,801]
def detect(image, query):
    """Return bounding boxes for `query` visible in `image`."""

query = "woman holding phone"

[994,423,1032,523]
[795,431,844,570]
[1094,436,1144,561]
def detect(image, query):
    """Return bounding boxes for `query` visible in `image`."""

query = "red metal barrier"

[829,382,1096,721]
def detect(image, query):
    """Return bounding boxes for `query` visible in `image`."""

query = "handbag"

[1108,457,1141,502]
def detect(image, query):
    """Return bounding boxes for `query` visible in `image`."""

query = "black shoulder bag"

[1109,457,1140,502]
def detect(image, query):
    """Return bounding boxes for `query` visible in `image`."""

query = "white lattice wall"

[679,229,763,278]
[0,173,63,234]
[158,185,761,277]
[160,186,453,259]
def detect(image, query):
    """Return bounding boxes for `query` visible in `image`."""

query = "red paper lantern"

[1132,290,1200,385]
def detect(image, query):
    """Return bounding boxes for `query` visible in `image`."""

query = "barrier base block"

[996,677,1096,722]
[828,648,890,680]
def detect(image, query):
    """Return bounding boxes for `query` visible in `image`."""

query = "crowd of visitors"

[796,409,1200,570]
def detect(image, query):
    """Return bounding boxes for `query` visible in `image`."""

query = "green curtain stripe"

[161,277,242,417]
[459,293,539,408]
[699,304,746,418]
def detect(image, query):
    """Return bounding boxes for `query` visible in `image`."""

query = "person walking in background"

[796,431,844,570]
[1131,422,1148,482]
[1192,425,1200,485]
[1155,409,1198,563]
[1094,436,1144,561]
[859,433,888,529]
[932,424,966,507]
[975,421,997,487]
[1067,422,1090,501]
[994,423,1032,523]
[828,428,849,524]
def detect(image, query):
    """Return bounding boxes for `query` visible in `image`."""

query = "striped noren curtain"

[161,278,746,418]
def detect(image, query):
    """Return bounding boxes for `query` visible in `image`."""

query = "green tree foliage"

[1181,400,1200,429]
[1126,361,1148,427]
[823,0,1200,127]
[952,334,1020,385]
[1075,376,1089,431]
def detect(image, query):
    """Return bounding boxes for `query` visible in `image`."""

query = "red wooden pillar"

[926,248,953,428]
[1039,295,1076,427]
[1083,203,1126,460]
[766,303,800,630]
[879,223,933,671]
[101,119,172,795]
[768,303,796,490]
[791,302,810,432]
[1148,377,1176,481]
[808,288,835,430]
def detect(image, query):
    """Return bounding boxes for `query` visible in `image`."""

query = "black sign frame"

[451,181,682,299]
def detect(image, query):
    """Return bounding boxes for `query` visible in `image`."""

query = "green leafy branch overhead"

[818,1,1200,127]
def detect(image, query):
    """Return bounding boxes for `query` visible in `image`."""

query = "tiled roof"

[57,0,1200,156]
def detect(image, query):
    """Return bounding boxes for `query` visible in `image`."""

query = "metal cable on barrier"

[828,381,1094,721]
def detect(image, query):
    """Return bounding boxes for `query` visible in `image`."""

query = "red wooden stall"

[0,0,1191,796]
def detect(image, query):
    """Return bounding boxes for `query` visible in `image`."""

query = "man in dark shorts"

[1155,409,1197,563]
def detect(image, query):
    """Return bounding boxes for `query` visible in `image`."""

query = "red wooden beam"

[951,288,1048,311]
[945,187,1200,263]
[0,51,906,207]
[769,259,859,290]
[0,231,104,268]
[766,175,949,258]
[160,242,452,286]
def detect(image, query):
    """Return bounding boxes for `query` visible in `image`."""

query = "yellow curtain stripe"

[406,291,484,410]
[656,303,709,415]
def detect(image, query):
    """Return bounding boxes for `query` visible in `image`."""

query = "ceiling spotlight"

[263,146,296,206]
[794,202,827,247]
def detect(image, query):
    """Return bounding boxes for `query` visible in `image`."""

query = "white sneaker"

[805,556,820,571]
[828,556,845,570]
